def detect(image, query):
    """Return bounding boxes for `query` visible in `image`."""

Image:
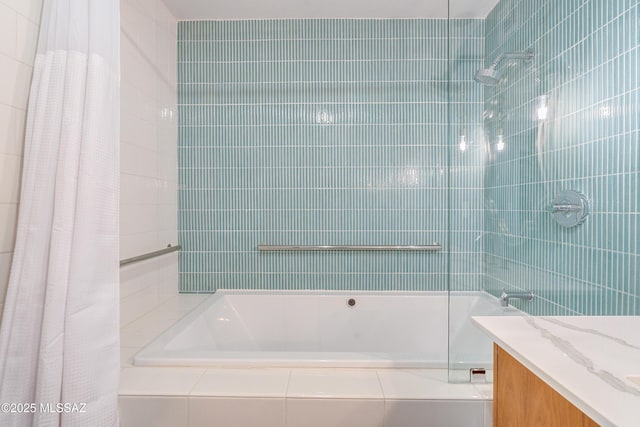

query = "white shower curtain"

[0,0,120,426]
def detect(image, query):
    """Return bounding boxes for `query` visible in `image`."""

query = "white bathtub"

[134,290,519,368]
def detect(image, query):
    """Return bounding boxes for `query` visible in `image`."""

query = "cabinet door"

[493,344,599,427]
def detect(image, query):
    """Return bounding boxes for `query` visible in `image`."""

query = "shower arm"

[489,50,535,69]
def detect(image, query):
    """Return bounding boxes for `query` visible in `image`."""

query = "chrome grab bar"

[258,243,442,252]
[120,244,181,266]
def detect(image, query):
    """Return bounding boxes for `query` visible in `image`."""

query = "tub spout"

[499,288,534,307]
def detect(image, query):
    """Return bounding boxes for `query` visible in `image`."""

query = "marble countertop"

[472,316,640,427]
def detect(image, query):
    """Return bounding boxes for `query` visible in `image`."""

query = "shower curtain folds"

[0,0,120,426]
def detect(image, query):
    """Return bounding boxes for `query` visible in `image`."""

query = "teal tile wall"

[177,19,484,292]
[483,0,640,315]
[448,19,486,292]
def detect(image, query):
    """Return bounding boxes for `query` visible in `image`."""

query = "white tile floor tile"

[384,399,485,427]
[189,397,285,427]
[484,401,493,427]
[190,368,290,397]
[119,367,205,396]
[119,396,188,427]
[377,369,485,400]
[287,398,384,427]
[287,369,383,399]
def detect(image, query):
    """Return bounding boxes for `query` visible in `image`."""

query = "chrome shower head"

[474,49,534,86]
[474,67,501,86]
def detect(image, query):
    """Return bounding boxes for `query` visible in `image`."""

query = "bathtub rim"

[133,289,516,368]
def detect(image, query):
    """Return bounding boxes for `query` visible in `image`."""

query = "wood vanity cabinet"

[493,344,600,427]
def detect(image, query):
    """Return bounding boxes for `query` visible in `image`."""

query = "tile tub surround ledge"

[119,294,493,427]
[472,316,640,427]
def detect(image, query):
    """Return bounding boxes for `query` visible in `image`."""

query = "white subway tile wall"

[119,0,179,326]
[0,0,42,317]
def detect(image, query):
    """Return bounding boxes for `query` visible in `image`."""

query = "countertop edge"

[471,316,614,427]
